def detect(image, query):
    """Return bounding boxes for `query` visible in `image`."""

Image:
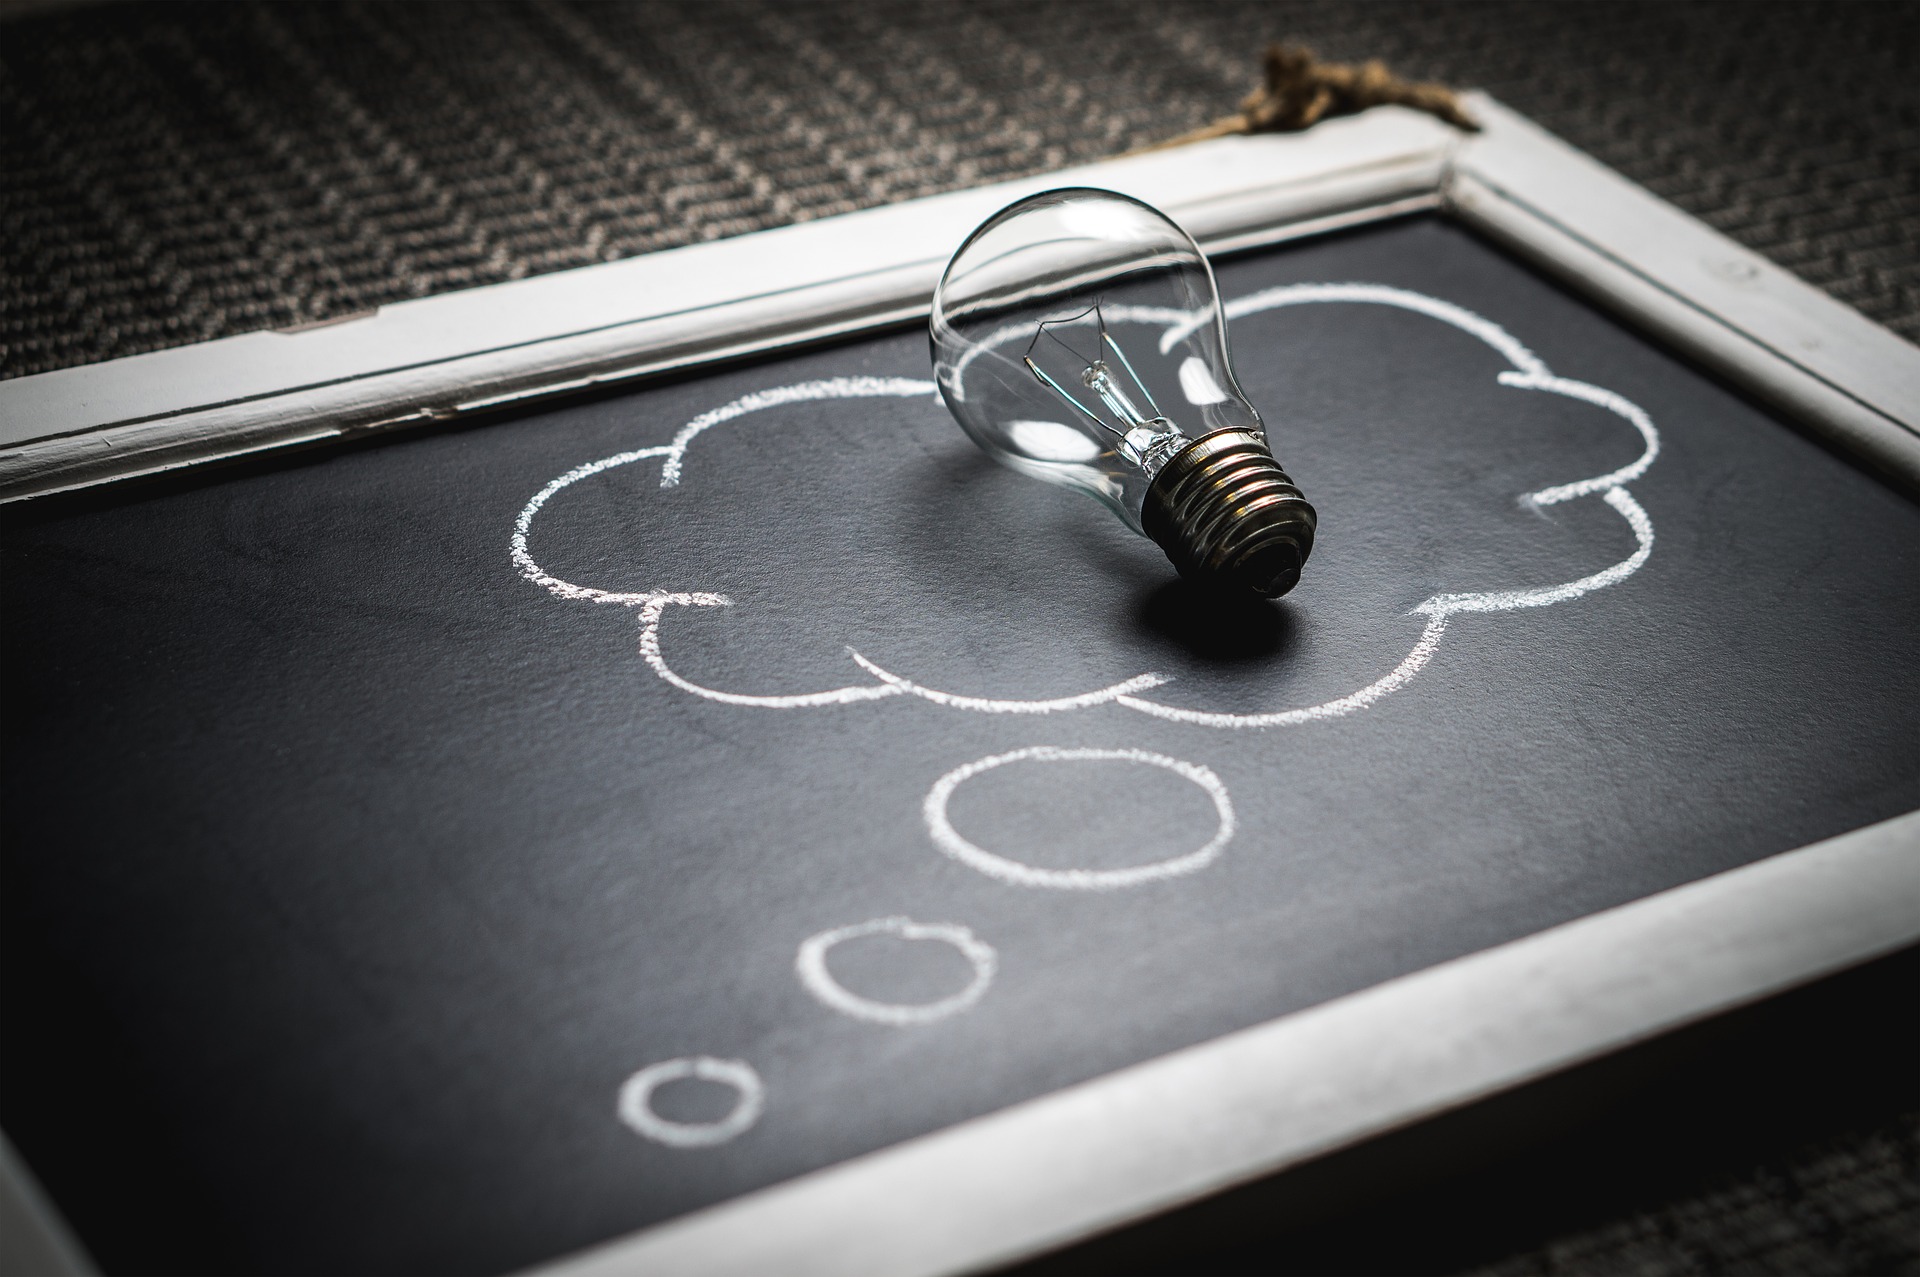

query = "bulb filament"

[1023,303,1189,474]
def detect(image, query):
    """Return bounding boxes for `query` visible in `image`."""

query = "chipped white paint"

[795,918,998,1026]
[617,1057,766,1148]
[512,287,1659,727]
[923,747,1236,890]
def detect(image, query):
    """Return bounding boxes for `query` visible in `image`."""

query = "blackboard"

[5,217,1918,1276]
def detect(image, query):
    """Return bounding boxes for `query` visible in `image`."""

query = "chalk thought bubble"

[511,285,1657,729]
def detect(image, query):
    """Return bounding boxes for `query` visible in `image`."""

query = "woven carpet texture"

[2,0,1918,379]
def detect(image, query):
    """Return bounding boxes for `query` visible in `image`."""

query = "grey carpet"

[1,0,1916,379]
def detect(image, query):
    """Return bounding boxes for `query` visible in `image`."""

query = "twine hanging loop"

[1144,43,1478,153]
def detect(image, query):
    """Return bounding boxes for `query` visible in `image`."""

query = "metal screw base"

[1141,428,1316,598]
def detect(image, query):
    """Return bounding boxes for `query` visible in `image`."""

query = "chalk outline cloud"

[511,285,1657,729]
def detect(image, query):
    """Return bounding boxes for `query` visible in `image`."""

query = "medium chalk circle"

[796,917,997,1025]
[924,746,1235,890]
[617,1056,765,1148]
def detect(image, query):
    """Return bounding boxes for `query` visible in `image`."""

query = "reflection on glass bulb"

[931,187,1315,598]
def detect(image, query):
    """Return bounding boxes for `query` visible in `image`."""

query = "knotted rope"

[1142,43,1478,153]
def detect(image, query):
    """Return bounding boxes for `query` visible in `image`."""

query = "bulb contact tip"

[1141,429,1316,598]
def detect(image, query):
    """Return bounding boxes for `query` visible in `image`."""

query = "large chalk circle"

[923,746,1236,890]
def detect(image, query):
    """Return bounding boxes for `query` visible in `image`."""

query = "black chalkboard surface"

[5,218,1918,1276]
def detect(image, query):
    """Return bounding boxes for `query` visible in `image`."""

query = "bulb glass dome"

[930,188,1261,531]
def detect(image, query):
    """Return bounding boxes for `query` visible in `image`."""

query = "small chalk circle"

[616,1056,766,1149]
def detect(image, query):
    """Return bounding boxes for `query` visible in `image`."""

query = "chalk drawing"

[796,917,997,1025]
[924,747,1235,890]
[514,288,1658,727]
[617,1056,765,1148]
[846,651,1169,713]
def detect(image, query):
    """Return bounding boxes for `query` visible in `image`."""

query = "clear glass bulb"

[930,187,1315,597]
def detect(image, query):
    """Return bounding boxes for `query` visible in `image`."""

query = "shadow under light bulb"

[931,187,1316,597]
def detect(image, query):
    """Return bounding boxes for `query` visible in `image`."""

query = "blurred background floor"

[2,2,1916,1273]
[2,0,1917,379]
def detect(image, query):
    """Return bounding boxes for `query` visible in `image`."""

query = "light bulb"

[931,187,1315,597]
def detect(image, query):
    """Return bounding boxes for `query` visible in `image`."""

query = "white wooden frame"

[2,97,1917,1277]
[8,97,1912,502]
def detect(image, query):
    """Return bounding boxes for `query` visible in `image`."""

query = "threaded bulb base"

[1141,429,1316,598]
